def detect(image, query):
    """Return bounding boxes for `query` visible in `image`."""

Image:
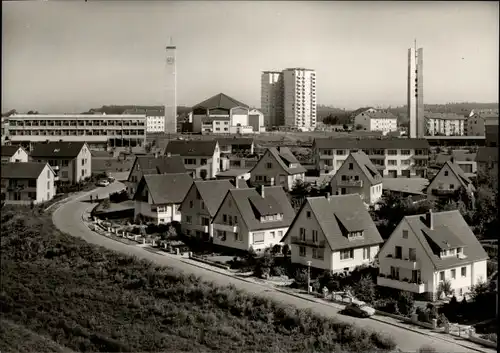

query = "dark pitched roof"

[190,180,235,217]
[350,107,375,117]
[216,137,254,146]
[314,137,430,150]
[31,142,86,158]
[476,147,498,163]
[422,226,466,251]
[404,210,488,270]
[0,145,23,157]
[249,195,281,216]
[1,162,48,179]
[134,173,193,205]
[283,195,383,250]
[424,112,467,120]
[348,151,382,185]
[193,93,249,110]
[128,155,186,181]
[218,186,295,231]
[164,140,217,157]
[365,111,397,119]
[263,147,307,175]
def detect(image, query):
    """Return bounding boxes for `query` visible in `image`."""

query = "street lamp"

[307,261,312,294]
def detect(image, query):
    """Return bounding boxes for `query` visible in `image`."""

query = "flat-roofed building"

[7,113,147,150]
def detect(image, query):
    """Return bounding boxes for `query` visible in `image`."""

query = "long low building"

[313,137,430,177]
[6,113,147,150]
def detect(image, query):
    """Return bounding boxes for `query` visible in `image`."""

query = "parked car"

[343,300,376,318]
[96,179,110,187]
[107,176,115,183]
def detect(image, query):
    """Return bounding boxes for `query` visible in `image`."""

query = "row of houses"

[129,167,488,301]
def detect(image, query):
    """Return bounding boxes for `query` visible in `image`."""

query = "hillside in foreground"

[0,206,396,353]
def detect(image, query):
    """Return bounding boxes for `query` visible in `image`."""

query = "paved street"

[52,182,496,353]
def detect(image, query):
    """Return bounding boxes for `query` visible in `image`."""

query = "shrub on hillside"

[353,275,376,304]
[109,190,129,203]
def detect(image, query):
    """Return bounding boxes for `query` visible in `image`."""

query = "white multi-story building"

[283,68,317,131]
[313,137,430,178]
[191,93,265,135]
[124,108,165,133]
[6,113,147,150]
[425,112,466,136]
[261,68,316,130]
[353,110,398,135]
[261,71,284,128]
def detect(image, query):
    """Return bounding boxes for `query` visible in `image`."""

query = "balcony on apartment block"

[377,275,426,293]
[384,254,419,270]
[213,223,239,233]
[337,179,363,187]
[291,236,326,248]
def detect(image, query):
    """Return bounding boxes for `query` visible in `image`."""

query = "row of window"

[9,130,145,136]
[10,120,145,127]
[321,149,419,156]
[298,246,371,260]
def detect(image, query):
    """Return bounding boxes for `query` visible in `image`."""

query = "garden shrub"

[418,310,431,323]
[293,268,309,289]
[480,333,497,343]
[397,291,415,316]
[437,313,449,328]
[271,266,286,277]
[353,275,376,304]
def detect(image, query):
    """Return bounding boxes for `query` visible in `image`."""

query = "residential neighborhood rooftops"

[135,173,193,205]
[130,155,186,179]
[220,186,295,231]
[349,152,383,185]
[267,147,307,175]
[31,141,86,158]
[313,137,430,150]
[216,137,254,145]
[164,140,217,157]
[382,178,428,195]
[476,147,498,163]
[285,195,383,251]
[216,168,251,177]
[435,151,477,165]
[193,93,249,110]
[1,162,49,179]
[0,145,23,157]
[188,180,235,217]
[404,210,488,270]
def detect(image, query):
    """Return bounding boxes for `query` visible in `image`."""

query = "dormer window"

[348,231,364,240]
[260,213,283,222]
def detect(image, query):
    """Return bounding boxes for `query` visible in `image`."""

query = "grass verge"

[0,206,397,353]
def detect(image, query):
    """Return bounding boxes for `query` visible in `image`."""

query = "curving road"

[53,182,495,353]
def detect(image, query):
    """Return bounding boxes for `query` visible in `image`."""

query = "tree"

[355,124,364,130]
[342,124,349,131]
[353,275,376,304]
[397,291,415,316]
[199,169,208,180]
[437,279,452,298]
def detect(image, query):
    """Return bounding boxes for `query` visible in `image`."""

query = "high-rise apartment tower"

[261,71,284,127]
[261,68,317,131]
[407,43,424,138]
[165,41,177,133]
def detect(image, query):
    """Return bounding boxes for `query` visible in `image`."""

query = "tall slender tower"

[261,71,284,128]
[408,41,424,138]
[165,39,177,133]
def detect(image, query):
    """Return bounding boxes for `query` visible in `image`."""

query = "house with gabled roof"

[281,194,383,272]
[330,151,383,206]
[164,140,222,179]
[1,145,29,163]
[132,173,193,224]
[211,185,295,251]
[30,141,91,184]
[426,160,475,200]
[249,147,306,190]
[377,210,488,301]
[1,162,56,204]
[126,154,187,196]
[179,179,237,240]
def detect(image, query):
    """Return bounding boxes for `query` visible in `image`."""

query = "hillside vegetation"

[0,206,396,353]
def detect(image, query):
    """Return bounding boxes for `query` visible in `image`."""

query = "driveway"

[52,182,495,353]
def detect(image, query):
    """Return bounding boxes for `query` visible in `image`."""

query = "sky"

[2,1,498,113]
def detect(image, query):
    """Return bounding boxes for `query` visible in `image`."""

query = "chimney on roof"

[427,209,434,230]
[259,185,265,198]
[235,178,246,189]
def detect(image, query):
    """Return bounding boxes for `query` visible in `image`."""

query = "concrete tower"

[283,68,317,131]
[408,41,424,138]
[165,40,177,133]
[261,71,284,128]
